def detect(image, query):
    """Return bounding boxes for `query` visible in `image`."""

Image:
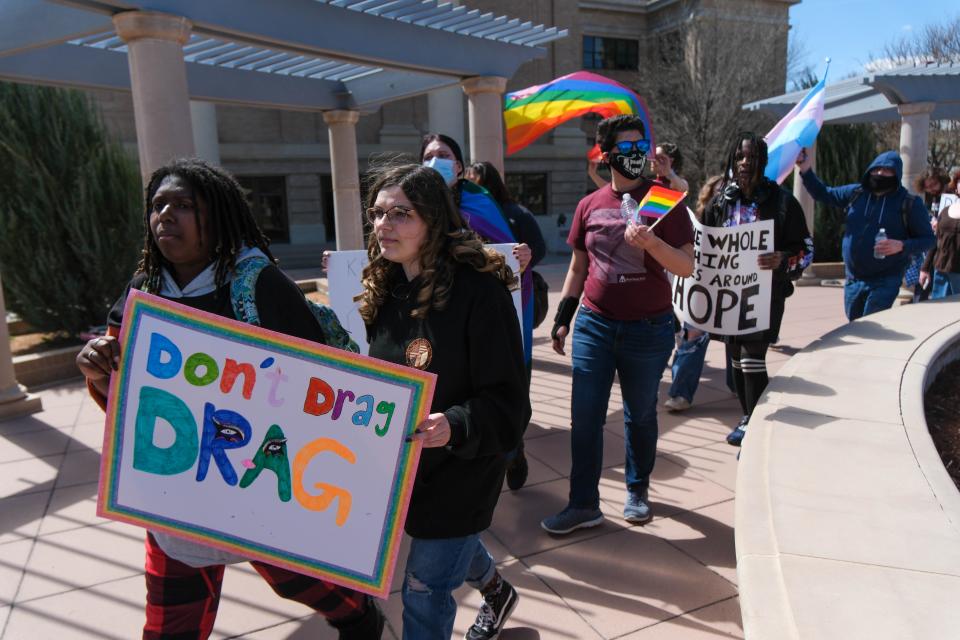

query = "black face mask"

[868,173,898,193]
[609,151,647,180]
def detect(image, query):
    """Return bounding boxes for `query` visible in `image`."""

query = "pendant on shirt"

[405,338,433,370]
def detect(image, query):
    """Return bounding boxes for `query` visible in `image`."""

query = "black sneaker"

[506,448,529,491]
[464,579,519,640]
[726,415,749,447]
[331,597,384,640]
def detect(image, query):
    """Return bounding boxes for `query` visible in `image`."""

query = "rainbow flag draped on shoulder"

[504,71,654,155]
[459,181,534,365]
[764,64,829,184]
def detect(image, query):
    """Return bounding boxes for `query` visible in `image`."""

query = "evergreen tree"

[0,82,142,336]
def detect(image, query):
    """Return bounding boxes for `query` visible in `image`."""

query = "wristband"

[551,296,579,340]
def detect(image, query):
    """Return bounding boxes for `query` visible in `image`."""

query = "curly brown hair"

[696,175,724,220]
[357,163,517,324]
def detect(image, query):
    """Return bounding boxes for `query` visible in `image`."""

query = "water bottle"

[874,227,887,260]
[620,192,638,223]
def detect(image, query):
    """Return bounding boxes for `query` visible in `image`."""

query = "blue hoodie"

[800,151,934,280]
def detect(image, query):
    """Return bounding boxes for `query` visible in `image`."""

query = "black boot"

[330,597,384,640]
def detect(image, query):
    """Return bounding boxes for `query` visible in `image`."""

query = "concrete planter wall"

[736,298,960,639]
[808,261,845,279]
[14,345,83,388]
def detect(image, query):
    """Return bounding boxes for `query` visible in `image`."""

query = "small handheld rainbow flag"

[504,71,654,155]
[634,185,686,225]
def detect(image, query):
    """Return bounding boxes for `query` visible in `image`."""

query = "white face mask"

[423,157,458,186]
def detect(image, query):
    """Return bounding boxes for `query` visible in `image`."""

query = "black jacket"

[366,264,529,539]
[107,266,326,345]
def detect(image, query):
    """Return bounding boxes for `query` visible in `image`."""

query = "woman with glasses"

[360,164,529,640]
[419,134,535,371]
[542,115,695,535]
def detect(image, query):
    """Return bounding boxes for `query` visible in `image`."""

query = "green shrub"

[0,82,142,336]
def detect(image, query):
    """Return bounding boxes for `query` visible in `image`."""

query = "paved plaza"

[0,263,847,639]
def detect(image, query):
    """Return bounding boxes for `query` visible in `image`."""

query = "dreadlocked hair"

[137,158,275,294]
[722,131,768,193]
[357,163,517,325]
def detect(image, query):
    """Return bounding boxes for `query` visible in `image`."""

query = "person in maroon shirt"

[542,115,695,535]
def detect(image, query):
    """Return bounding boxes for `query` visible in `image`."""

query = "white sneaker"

[664,396,691,411]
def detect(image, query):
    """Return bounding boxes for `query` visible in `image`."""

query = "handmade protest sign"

[328,244,523,355]
[97,290,436,598]
[672,213,774,335]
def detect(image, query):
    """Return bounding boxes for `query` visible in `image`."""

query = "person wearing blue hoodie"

[796,150,935,321]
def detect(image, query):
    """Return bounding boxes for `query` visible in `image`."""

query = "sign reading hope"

[97,290,435,597]
[672,215,774,335]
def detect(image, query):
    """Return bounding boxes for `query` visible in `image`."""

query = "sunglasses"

[613,140,651,155]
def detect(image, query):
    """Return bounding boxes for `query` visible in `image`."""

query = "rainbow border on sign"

[96,289,436,598]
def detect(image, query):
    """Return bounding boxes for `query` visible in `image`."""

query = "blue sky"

[790,0,959,83]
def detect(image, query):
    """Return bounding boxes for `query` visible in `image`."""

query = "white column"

[427,86,465,147]
[190,101,220,165]
[898,102,935,194]
[461,76,507,177]
[322,110,364,250]
[793,141,816,238]
[113,11,195,181]
[0,272,42,420]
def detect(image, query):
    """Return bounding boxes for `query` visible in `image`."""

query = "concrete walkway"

[0,264,847,639]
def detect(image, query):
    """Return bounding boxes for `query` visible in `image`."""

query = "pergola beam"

[0,44,354,111]
[57,0,546,78]
[0,0,114,58]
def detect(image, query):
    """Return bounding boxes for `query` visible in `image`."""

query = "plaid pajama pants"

[142,533,367,639]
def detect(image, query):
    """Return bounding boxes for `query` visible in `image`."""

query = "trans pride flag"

[764,65,829,184]
[634,185,686,224]
[504,71,654,155]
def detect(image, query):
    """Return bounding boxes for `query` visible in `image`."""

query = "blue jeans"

[668,329,710,403]
[844,273,902,321]
[931,271,960,299]
[401,535,495,640]
[569,306,674,508]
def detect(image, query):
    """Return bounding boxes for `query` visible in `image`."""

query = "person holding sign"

[358,164,529,640]
[702,133,811,447]
[76,159,384,639]
[543,115,695,535]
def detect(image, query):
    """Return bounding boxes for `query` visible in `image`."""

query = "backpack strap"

[846,186,864,210]
[900,193,918,239]
[230,256,272,326]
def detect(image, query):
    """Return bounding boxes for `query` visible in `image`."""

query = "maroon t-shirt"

[568,182,694,320]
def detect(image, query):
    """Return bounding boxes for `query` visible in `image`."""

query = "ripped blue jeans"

[401,535,495,640]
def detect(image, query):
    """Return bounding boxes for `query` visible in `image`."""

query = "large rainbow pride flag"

[504,71,653,155]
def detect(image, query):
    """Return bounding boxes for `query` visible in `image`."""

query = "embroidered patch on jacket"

[405,338,433,370]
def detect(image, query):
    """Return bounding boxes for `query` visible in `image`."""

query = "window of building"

[237,176,289,243]
[506,173,548,215]
[583,35,638,71]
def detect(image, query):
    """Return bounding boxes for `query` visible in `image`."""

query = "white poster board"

[328,244,523,355]
[672,215,775,335]
[97,290,435,597]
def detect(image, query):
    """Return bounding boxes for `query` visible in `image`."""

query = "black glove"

[551,296,579,340]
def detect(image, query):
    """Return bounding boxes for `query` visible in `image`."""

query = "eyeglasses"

[614,140,651,155]
[365,205,416,226]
